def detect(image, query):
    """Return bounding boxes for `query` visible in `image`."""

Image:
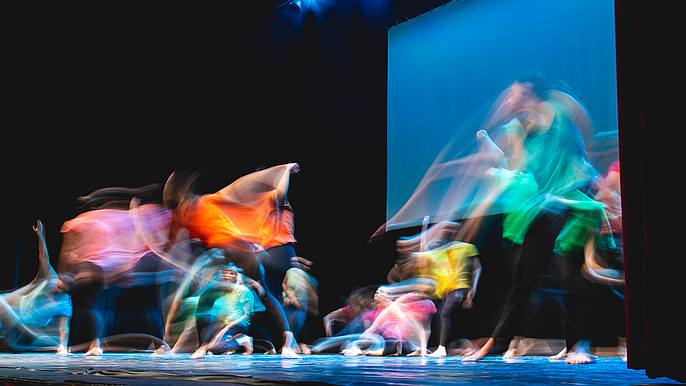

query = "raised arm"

[33,220,58,281]
[275,163,300,204]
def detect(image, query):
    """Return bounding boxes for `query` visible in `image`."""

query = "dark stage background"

[3,1,683,382]
[3,0,450,322]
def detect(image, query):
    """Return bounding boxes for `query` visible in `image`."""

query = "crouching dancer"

[192,263,254,358]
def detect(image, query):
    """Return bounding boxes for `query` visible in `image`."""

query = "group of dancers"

[1,72,623,365]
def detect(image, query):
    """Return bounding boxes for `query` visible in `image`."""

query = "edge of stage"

[0,353,680,385]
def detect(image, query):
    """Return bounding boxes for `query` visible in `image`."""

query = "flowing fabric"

[375,87,609,254]
[60,204,171,286]
[174,164,296,251]
[375,87,521,236]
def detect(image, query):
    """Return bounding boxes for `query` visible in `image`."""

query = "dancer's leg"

[431,289,466,357]
[260,244,298,299]
[465,212,564,361]
[556,251,596,364]
[69,264,104,356]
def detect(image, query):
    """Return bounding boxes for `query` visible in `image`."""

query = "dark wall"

[4,1,425,315]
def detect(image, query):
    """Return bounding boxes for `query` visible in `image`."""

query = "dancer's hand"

[476,129,489,140]
[32,220,44,234]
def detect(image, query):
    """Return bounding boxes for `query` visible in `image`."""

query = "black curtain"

[616,1,684,382]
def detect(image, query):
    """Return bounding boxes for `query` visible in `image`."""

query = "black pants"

[69,263,105,346]
[259,244,299,299]
[438,288,468,347]
[491,211,565,342]
[554,250,596,351]
[491,211,595,351]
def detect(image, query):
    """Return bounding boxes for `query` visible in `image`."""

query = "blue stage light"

[296,0,321,13]
[275,0,321,13]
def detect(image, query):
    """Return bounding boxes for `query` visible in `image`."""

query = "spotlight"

[274,0,321,13]
[295,0,321,13]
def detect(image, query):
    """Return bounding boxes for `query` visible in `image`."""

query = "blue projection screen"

[386,0,618,225]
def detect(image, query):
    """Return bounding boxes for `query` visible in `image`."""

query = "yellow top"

[412,242,478,298]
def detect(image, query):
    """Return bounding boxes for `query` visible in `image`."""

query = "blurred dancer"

[411,240,481,357]
[322,285,378,338]
[191,263,254,358]
[0,221,72,353]
[164,163,301,357]
[463,73,610,364]
[281,257,318,354]
[59,186,171,355]
[343,288,436,356]
[312,284,435,356]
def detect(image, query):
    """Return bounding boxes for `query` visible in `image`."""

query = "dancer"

[58,187,171,355]
[342,287,436,356]
[164,163,301,357]
[281,257,319,354]
[463,73,610,364]
[0,221,72,354]
[411,239,481,357]
[322,285,378,338]
[191,263,255,358]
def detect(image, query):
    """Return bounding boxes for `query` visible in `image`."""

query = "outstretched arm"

[275,163,299,204]
[323,308,348,337]
[5,221,56,304]
[33,220,57,281]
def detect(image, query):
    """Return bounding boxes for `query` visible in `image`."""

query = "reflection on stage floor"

[0,353,679,385]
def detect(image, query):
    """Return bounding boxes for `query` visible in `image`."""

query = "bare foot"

[565,340,594,364]
[453,339,476,356]
[190,346,207,359]
[298,343,311,355]
[364,348,384,356]
[84,347,103,356]
[566,351,594,364]
[342,347,364,357]
[407,349,429,357]
[462,338,494,362]
[429,345,447,357]
[281,346,301,359]
[549,347,568,361]
[56,346,69,355]
[502,347,517,359]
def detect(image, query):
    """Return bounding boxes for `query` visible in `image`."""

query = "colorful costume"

[172,164,296,251]
[60,204,171,286]
[412,241,478,299]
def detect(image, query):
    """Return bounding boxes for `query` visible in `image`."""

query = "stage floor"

[0,353,679,385]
